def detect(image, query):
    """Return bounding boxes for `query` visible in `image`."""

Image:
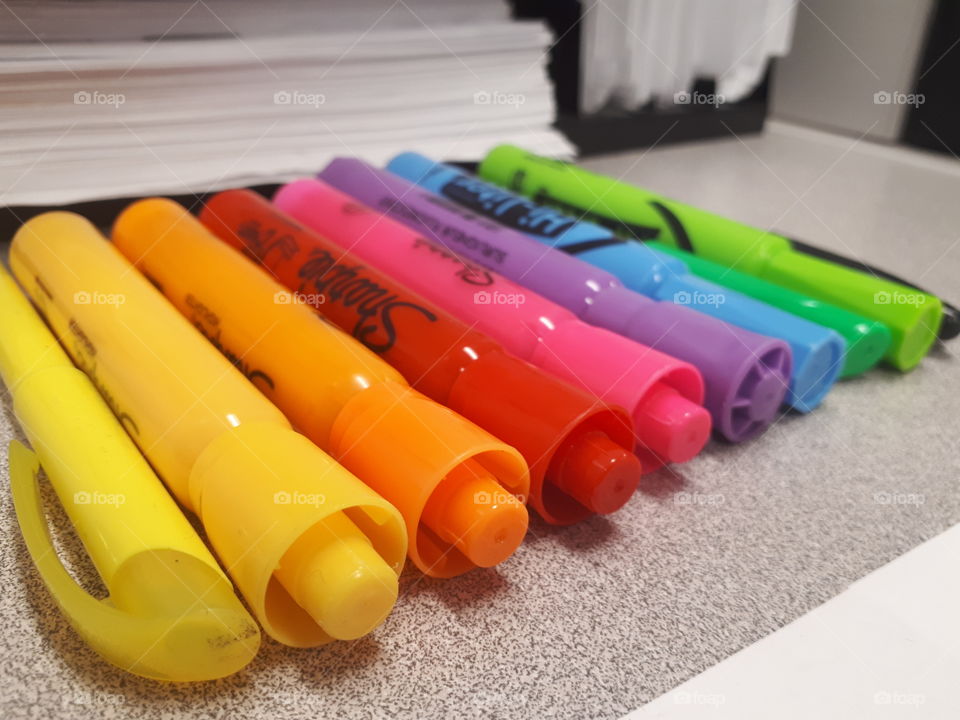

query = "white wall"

[771,0,934,141]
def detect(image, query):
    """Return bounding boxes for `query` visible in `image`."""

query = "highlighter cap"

[10,441,261,682]
[191,422,407,647]
[330,382,529,577]
[840,320,894,377]
[446,348,639,525]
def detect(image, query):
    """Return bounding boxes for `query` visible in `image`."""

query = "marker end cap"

[841,322,891,377]
[423,468,529,569]
[636,385,711,464]
[892,298,942,371]
[461,494,529,568]
[555,433,642,515]
[289,530,399,641]
[275,511,400,642]
[745,368,786,423]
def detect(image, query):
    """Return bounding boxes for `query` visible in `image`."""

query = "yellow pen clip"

[9,442,258,681]
[0,264,259,680]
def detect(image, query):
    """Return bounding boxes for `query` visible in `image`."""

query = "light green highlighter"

[479,145,942,371]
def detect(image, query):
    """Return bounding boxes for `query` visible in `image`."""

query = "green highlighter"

[479,145,943,371]
[650,243,891,378]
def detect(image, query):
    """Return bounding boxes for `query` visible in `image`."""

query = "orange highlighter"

[113,198,530,578]
[11,212,407,647]
[190,190,641,526]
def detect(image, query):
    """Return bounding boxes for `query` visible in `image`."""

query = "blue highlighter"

[387,151,846,412]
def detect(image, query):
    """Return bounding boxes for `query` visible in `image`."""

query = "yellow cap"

[275,511,399,640]
[191,421,407,647]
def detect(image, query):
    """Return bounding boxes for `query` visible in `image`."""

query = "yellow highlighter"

[10,213,408,648]
[0,264,259,681]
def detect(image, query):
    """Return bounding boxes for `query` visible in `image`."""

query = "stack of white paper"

[0,0,573,206]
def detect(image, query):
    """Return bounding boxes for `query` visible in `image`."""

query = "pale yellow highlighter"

[0,263,260,681]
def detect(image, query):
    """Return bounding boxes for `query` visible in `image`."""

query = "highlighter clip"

[9,441,260,682]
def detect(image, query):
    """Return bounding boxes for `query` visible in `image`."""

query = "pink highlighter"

[273,179,712,471]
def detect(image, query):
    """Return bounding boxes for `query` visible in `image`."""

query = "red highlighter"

[201,189,642,525]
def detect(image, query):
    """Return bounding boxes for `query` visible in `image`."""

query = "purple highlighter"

[319,158,792,442]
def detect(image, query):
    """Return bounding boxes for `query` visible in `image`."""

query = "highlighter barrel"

[478,144,941,372]
[386,152,846,409]
[200,190,642,526]
[113,198,529,578]
[317,160,788,443]
[10,213,407,647]
[0,265,260,681]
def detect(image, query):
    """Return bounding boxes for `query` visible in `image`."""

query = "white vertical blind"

[581,0,798,114]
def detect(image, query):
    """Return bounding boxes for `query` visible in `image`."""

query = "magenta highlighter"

[274,178,711,472]
[316,159,792,443]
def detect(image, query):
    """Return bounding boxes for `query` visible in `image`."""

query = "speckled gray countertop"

[1,121,958,720]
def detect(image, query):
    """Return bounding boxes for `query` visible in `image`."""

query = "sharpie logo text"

[236,217,438,353]
[185,293,275,392]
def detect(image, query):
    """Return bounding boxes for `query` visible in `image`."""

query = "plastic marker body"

[200,190,644,526]
[387,153,845,408]
[316,161,790,443]
[272,178,712,466]
[0,266,259,681]
[113,199,530,578]
[11,213,407,648]
[478,144,942,371]
[649,244,891,378]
